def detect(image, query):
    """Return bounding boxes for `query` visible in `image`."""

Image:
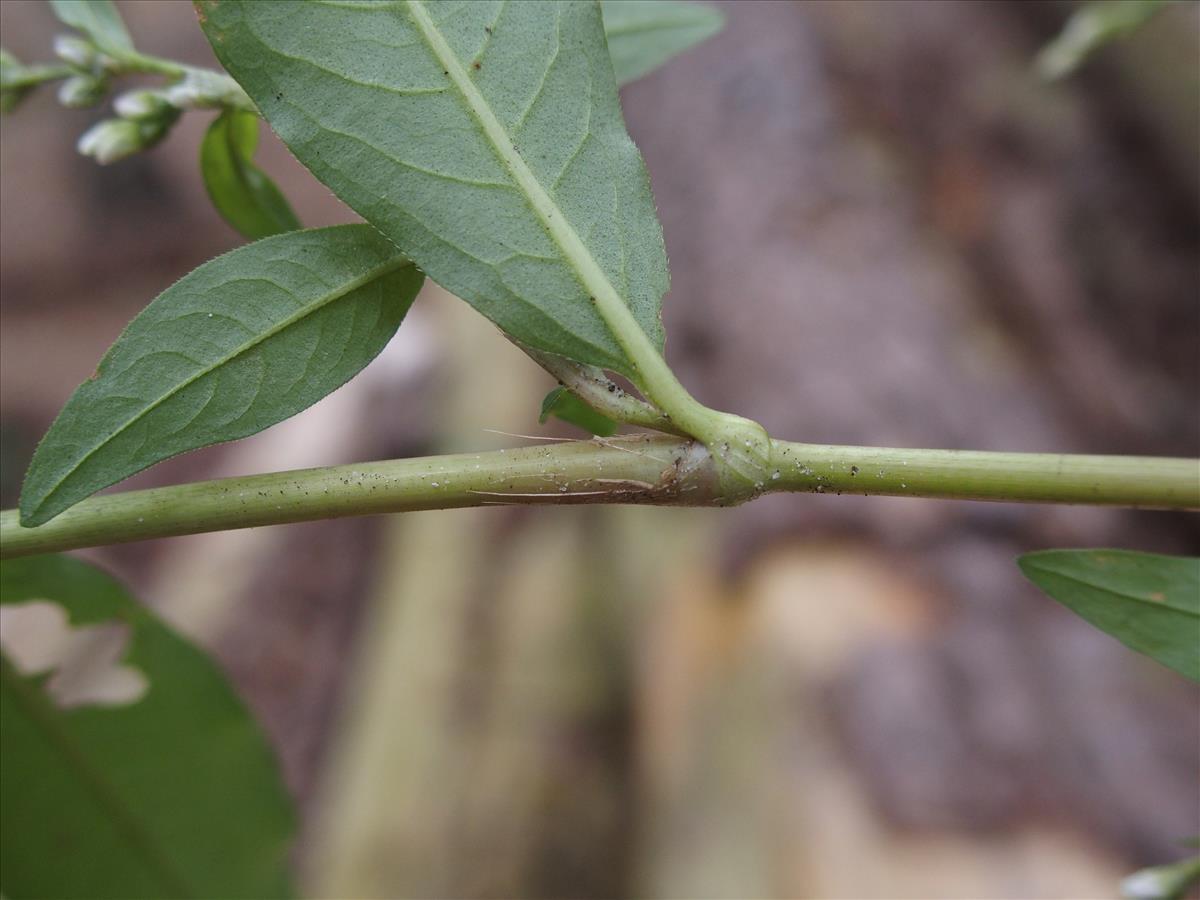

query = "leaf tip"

[17,491,53,530]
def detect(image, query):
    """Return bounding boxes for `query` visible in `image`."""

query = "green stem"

[115,52,256,112]
[112,49,186,79]
[2,63,74,89]
[2,438,1195,559]
[770,442,1199,506]
[15,43,257,113]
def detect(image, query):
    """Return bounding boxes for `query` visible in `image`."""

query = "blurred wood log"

[635,542,1131,898]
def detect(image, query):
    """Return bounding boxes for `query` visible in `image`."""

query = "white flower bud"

[77,118,142,164]
[114,89,172,120]
[162,79,204,109]
[162,69,244,110]
[57,74,105,108]
[52,35,95,69]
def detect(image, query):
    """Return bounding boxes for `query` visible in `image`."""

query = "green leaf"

[49,0,134,55]
[199,0,669,377]
[0,554,294,898]
[20,225,422,526]
[603,0,724,86]
[201,108,301,240]
[1018,549,1200,681]
[1036,0,1170,80]
[539,386,618,437]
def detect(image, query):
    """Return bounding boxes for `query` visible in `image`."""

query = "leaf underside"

[1019,549,1200,682]
[20,225,422,526]
[0,554,294,898]
[603,0,725,86]
[199,0,670,376]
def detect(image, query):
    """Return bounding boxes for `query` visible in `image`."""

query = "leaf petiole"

[404,0,771,496]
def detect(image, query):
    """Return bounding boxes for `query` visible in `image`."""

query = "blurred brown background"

[1,1,1198,897]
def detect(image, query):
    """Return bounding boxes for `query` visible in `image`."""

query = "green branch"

[770,443,1199,507]
[2,438,1195,559]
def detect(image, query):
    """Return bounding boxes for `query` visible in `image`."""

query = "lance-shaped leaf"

[20,225,422,526]
[201,108,301,240]
[199,0,669,376]
[0,554,294,898]
[603,0,724,86]
[1019,549,1200,681]
[49,0,134,55]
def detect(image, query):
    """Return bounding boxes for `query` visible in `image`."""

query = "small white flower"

[114,89,171,120]
[57,75,104,108]
[77,119,142,164]
[52,35,95,69]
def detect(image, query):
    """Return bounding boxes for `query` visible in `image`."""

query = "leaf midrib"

[31,255,410,516]
[403,0,656,379]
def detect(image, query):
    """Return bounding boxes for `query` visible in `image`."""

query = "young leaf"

[20,225,422,527]
[539,386,618,437]
[1018,549,1200,681]
[602,0,725,86]
[0,554,294,898]
[201,108,301,240]
[1036,0,1170,80]
[49,0,134,56]
[199,0,669,377]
